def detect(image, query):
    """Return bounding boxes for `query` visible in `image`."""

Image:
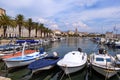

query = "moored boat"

[28,53,60,74]
[115,54,120,67]
[90,48,120,78]
[1,49,36,59]
[57,48,87,74]
[2,42,48,69]
[3,51,47,69]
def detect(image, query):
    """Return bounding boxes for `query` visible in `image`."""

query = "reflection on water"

[0,37,120,80]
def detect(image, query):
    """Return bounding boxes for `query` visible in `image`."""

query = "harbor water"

[0,37,120,80]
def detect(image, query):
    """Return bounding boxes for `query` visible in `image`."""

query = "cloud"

[80,7,120,21]
[0,0,120,33]
[73,0,99,7]
[0,0,99,17]
[36,17,59,30]
[49,24,59,30]
[0,0,33,8]
[37,18,47,24]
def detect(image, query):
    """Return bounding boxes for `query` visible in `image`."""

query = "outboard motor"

[39,47,44,54]
[78,48,82,52]
[99,48,104,54]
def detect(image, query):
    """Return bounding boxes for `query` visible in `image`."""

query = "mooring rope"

[116,72,120,79]
[59,65,72,80]
[59,71,65,80]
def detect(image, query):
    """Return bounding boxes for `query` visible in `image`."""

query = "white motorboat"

[57,48,87,74]
[90,48,120,78]
[116,54,120,60]
[115,53,120,67]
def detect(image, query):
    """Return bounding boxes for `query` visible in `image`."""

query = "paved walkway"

[0,76,11,80]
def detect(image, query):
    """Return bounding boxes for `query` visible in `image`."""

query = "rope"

[105,61,109,80]
[67,73,72,80]
[65,66,72,80]
[59,71,65,80]
[59,66,72,80]
[116,73,120,79]
[5,64,8,77]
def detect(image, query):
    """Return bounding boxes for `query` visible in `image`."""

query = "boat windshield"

[106,58,111,62]
[96,58,104,61]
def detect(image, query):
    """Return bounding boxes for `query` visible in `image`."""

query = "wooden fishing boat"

[2,42,48,69]
[1,49,36,59]
[90,48,120,78]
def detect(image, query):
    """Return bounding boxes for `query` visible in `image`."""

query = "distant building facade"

[68,30,74,35]
[105,32,114,39]
[53,30,61,35]
[0,8,38,38]
[0,8,6,16]
[6,26,36,37]
[0,8,6,37]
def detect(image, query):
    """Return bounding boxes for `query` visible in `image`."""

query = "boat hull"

[4,59,36,68]
[32,65,54,74]
[60,63,86,74]
[57,51,87,74]
[92,64,119,78]
[28,56,60,74]
[3,52,48,69]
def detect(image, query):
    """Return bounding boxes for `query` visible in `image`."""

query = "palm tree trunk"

[41,30,42,38]
[3,26,7,37]
[35,29,37,37]
[28,27,31,37]
[19,25,21,37]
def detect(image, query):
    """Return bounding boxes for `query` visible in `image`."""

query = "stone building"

[105,32,114,39]
[0,8,38,38]
[0,8,6,37]
[0,8,6,16]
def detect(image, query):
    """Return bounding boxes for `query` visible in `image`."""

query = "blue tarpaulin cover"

[28,56,60,70]
[16,40,38,43]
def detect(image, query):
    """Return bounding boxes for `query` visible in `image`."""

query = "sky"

[0,0,120,33]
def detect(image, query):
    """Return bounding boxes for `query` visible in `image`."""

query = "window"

[96,58,104,61]
[106,58,111,62]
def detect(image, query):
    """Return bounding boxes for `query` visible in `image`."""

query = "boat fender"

[53,52,58,57]
[35,57,39,60]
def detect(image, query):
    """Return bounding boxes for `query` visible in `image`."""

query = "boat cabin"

[93,55,112,65]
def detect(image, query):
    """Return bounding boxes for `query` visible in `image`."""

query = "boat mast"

[114,24,118,39]
[22,42,26,58]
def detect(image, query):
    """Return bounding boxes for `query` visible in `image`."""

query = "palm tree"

[11,19,17,37]
[25,18,34,37]
[0,14,11,37]
[15,14,24,37]
[47,28,52,37]
[34,22,39,37]
[44,28,48,37]
[39,23,44,38]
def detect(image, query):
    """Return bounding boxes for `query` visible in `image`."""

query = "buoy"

[53,52,58,57]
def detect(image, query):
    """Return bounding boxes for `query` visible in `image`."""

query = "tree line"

[0,14,52,38]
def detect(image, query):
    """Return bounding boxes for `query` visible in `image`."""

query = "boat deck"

[1,50,36,59]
